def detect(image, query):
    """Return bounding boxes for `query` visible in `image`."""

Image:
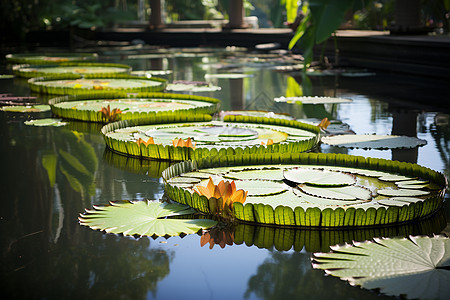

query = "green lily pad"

[79,200,217,237]
[0,74,14,79]
[312,235,450,300]
[284,168,356,186]
[377,189,430,197]
[204,73,253,79]
[321,134,427,149]
[299,185,372,200]
[163,153,446,227]
[24,118,67,127]
[274,96,353,104]
[1,105,51,112]
[166,81,221,92]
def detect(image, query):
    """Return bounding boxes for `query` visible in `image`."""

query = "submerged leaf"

[79,200,217,236]
[312,235,450,300]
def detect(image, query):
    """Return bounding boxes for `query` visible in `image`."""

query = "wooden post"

[226,0,246,29]
[149,0,163,29]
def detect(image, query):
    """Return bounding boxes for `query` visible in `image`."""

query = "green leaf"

[299,185,372,200]
[24,118,67,127]
[311,0,354,43]
[312,235,450,300]
[79,200,217,237]
[377,189,430,197]
[321,134,428,149]
[284,168,355,186]
[1,105,51,112]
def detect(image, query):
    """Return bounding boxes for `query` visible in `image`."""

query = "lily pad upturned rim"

[49,92,221,122]
[101,114,321,161]
[162,152,446,228]
[5,52,99,64]
[27,74,167,95]
[12,62,132,78]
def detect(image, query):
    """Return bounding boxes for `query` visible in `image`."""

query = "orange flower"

[99,105,122,122]
[172,137,196,149]
[261,139,274,146]
[318,117,331,130]
[195,177,247,210]
[136,137,156,147]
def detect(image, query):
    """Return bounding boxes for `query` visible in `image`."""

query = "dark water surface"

[0,48,449,300]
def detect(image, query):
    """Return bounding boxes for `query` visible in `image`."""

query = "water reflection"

[200,209,446,253]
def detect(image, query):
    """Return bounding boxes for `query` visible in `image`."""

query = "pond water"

[1,47,449,300]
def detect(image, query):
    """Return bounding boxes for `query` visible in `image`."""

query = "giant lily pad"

[166,80,221,92]
[28,74,166,95]
[79,200,217,237]
[274,96,353,104]
[24,118,67,127]
[312,235,450,300]
[102,115,320,161]
[49,92,220,122]
[13,62,131,78]
[6,53,98,64]
[321,134,427,149]
[1,104,50,113]
[162,152,446,227]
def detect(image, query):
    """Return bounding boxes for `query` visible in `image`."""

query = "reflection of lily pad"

[79,200,217,237]
[24,118,67,127]
[312,235,450,300]
[1,105,51,112]
[321,134,428,149]
[274,96,353,104]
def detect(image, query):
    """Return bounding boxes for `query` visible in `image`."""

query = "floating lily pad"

[102,116,320,161]
[204,73,253,79]
[321,134,427,149]
[312,235,450,300]
[13,62,131,78]
[28,74,167,95]
[284,168,356,186]
[166,80,221,92]
[1,104,50,112]
[162,153,446,227]
[49,93,219,122]
[24,118,67,127]
[79,200,217,237]
[131,70,173,76]
[220,110,294,120]
[6,53,98,64]
[274,96,353,104]
[0,74,14,79]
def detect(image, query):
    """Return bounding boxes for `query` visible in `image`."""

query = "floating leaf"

[284,168,355,186]
[299,185,372,200]
[312,235,450,300]
[377,189,430,197]
[79,200,217,236]
[24,118,67,127]
[321,134,427,149]
[204,73,253,79]
[1,105,51,112]
[274,96,352,104]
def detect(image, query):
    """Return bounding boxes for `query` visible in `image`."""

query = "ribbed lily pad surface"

[28,74,166,95]
[162,152,447,228]
[101,115,320,161]
[49,92,220,122]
